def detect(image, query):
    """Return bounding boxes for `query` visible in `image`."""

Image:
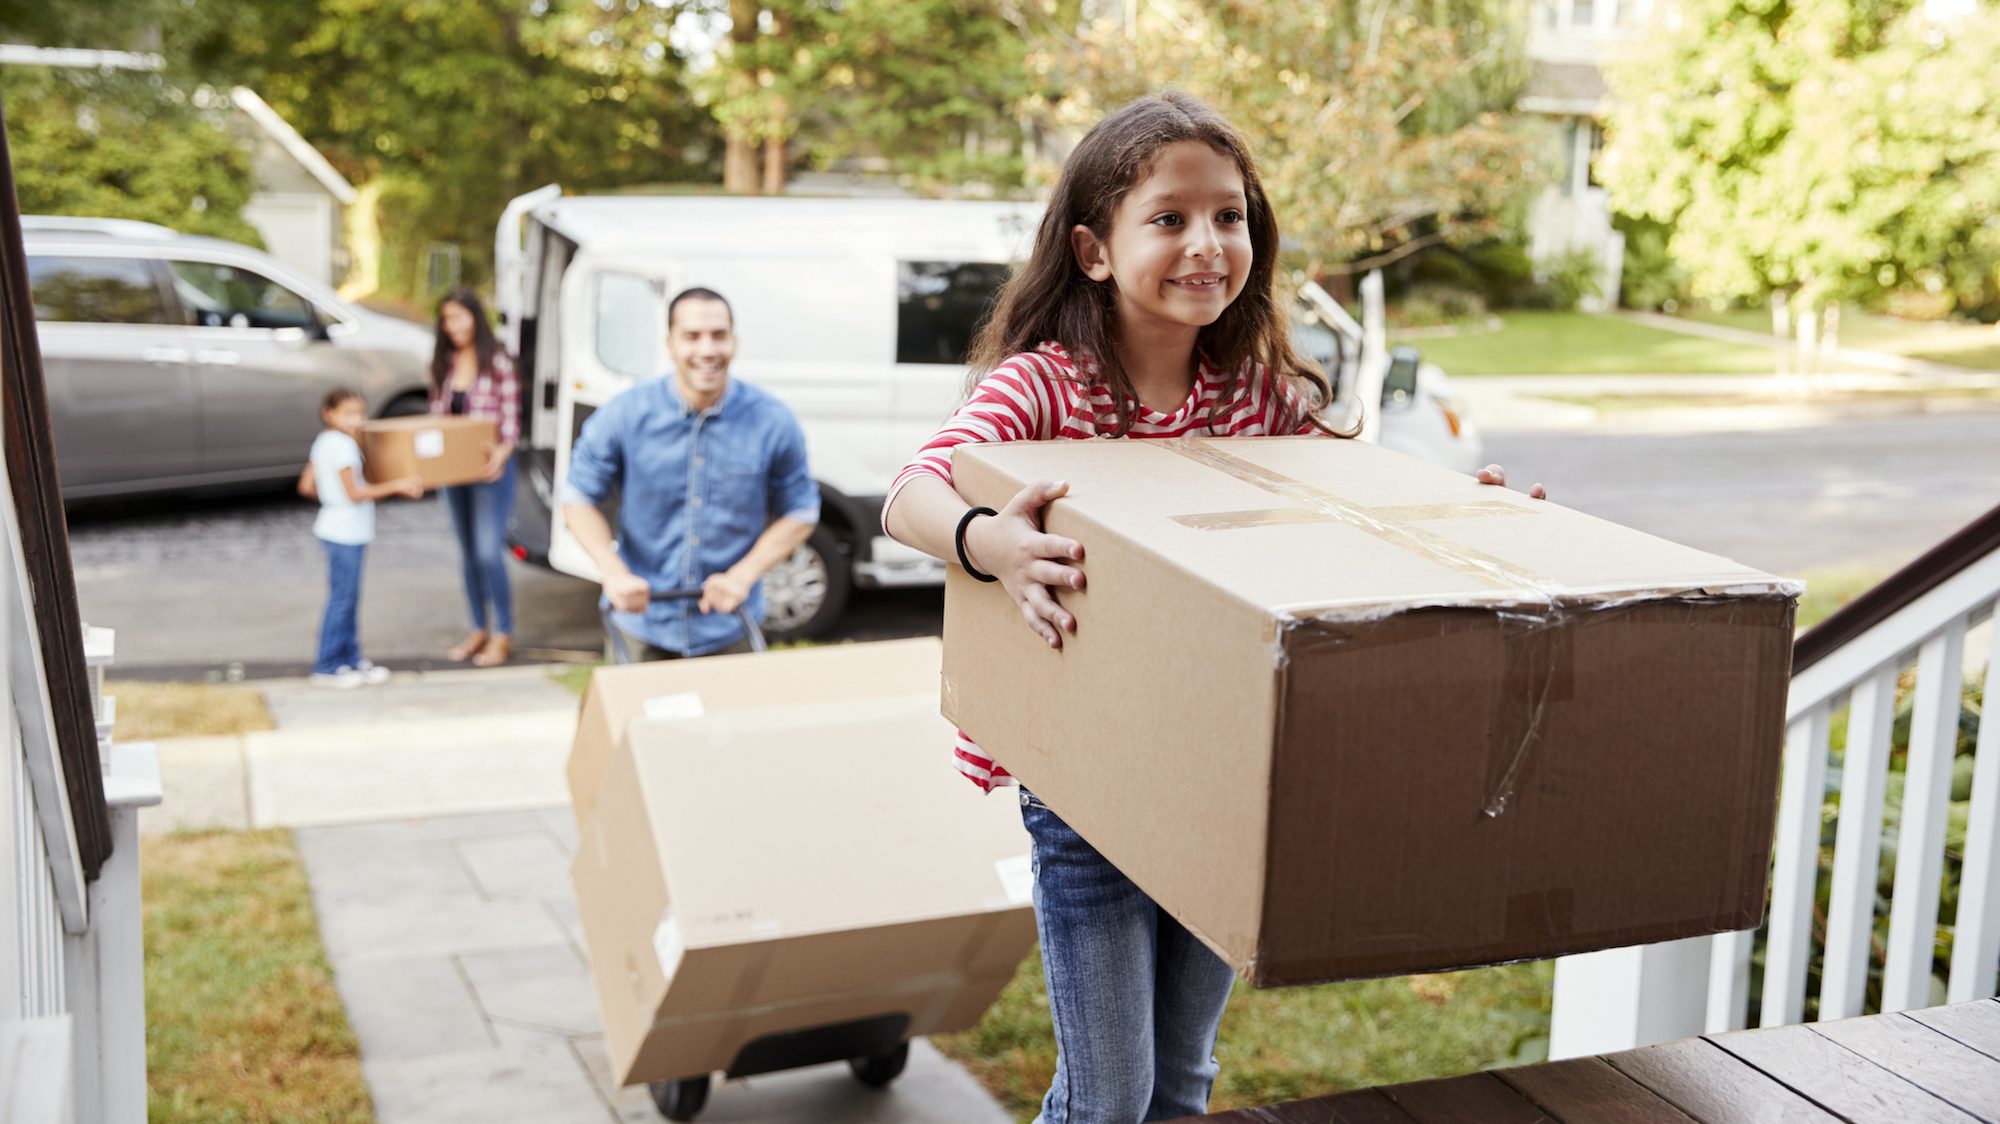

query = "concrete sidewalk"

[141,666,1015,1124]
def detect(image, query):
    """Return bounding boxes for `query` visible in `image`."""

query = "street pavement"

[72,389,2000,677]
[141,667,1013,1124]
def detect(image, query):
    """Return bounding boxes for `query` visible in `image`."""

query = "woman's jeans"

[443,459,516,635]
[1020,789,1237,1124]
[314,540,366,674]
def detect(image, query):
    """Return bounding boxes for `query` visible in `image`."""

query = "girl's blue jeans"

[1020,789,1238,1124]
[442,458,516,635]
[313,540,365,674]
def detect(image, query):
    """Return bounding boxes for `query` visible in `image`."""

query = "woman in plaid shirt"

[430,287,521,667]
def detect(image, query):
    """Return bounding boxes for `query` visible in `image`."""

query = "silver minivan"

[24,216,434,499]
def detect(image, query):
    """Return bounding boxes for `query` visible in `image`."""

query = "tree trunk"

[723,0,761,194]
[761,133,787,195]
[725,136,760,194]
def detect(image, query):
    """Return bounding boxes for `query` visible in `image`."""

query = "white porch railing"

[3,447,159,1121]
[1552,526,2000,1056]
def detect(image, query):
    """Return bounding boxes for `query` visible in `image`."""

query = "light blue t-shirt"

[311,430,374,545]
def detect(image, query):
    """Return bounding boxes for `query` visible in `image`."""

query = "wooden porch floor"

[1184,998,2000,1122]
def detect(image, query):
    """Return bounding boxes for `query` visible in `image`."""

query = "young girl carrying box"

[300,388,422,689]
[883,93,1542,1123]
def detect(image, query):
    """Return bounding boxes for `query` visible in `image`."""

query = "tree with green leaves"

[1,64,261,245]
[1598,0,2000,322]
[690,0,1037,195]
[165,0,717,294]
[1023,0,1545,276]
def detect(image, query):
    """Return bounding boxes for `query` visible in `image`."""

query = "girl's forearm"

[884,475,973,563]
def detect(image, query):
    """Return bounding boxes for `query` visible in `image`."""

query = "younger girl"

[303,388,421,688]
[882,93,1541,1123]
[430,287,521,667]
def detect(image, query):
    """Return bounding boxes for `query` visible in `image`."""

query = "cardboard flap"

[953,437,1796,618]
[623,694,1033,948]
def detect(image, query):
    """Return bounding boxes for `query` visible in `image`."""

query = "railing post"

[1549,937,1712,1059]
[1883,618,1968,1012]
[1820,664,1900,1020]
[1948,612,2000,1002]
[1763,703,1833,1026]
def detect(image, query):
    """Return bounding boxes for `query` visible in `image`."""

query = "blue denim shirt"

[563,376,819,655]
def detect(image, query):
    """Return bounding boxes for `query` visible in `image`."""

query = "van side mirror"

[1383,345,1420,406]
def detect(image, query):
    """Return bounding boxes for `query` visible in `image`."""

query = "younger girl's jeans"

[313,540,366,674]
[1020,789,1238,1124]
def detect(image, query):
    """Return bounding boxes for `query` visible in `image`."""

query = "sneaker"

[310,667,364,690]
[354,660,392,686]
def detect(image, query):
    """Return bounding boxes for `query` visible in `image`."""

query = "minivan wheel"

[760,525,849,643]
[382,392,430,418]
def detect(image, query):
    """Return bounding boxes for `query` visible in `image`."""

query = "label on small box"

[643,692,706,721]
[652,910,685,979]
[995,854,1034,905]
[413,429,446,459]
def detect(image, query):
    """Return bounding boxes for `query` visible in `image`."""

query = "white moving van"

[494,187,1482,640]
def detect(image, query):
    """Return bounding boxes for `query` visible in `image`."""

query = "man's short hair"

[667,287,733,330]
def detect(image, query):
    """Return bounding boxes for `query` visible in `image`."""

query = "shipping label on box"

[942,436,1799,986]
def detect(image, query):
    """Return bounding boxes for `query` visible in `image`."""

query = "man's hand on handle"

[603,568,651,614]
[699,570,753,615]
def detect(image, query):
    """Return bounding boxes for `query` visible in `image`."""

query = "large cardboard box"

[568,638,945,827]
[572,693,1037,1086]
[362,415,496,488]
[943,436,1798,987]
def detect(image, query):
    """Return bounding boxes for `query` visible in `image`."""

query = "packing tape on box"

[1160,438,1563,598]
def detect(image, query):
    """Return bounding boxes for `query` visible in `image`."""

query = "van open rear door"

[539,252,678,580]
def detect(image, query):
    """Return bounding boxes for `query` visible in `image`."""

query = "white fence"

[1552,542,2000,1055]
[3,446,158,1121]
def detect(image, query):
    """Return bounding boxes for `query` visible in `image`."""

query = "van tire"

[760,524,849,643]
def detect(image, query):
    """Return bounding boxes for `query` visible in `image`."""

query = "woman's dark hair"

[320,386,363,414]
[431,287,500,392]
[968,92,1349,437]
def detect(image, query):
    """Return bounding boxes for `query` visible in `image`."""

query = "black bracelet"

[955,506,1000,583]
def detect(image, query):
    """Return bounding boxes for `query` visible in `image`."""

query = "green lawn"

[1402,312,1777,376]
[936,951,1551,1121]
[146,830,373,1123]
[1684,308,2000,372]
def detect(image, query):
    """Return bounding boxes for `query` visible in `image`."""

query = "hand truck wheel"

[848,1040,910,1088]
[649,1075,710,1121]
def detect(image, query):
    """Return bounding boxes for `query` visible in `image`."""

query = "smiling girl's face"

[323,396,367,439]
[1072,139,1252,340]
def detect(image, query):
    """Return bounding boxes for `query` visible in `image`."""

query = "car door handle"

[142,347,191,364]
[195,349,241,366]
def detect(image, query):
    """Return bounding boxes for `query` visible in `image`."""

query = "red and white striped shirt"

[887,341,1323,791]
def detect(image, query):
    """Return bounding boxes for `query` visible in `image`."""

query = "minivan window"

[27,255,171,324]
[169,260,316,330]
[595,272,660,378]
[896,261,1010,365]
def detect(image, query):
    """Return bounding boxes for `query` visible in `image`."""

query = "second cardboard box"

[363,415,497,489]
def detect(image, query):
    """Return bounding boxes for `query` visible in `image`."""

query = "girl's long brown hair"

[968,92,1351,438]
